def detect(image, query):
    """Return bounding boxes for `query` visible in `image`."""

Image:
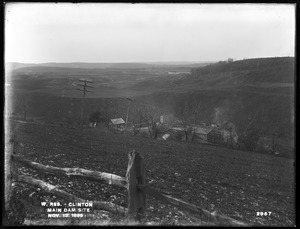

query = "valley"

[5,57,295,226]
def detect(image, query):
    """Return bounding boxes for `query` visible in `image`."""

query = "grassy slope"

[10,121,295,226]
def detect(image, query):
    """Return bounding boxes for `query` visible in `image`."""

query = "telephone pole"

[124,97,133,134]
[76,79,93,122]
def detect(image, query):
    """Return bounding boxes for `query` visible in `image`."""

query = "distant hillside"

[6,61,211,71]
[190,57,294,84]
[5,62,38,73]
[7,57,294,97]
[6,62,152,70]
[7,57,295,156]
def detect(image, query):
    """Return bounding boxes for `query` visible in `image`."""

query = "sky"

[5,3,295,63]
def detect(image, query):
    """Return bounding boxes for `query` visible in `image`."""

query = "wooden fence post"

[4,137,14,220]
[126,150,146,222]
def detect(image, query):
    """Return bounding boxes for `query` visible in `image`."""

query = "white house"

[194,126,214,141]
[110,118,125,131]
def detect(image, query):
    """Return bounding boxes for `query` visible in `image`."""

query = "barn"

[207,121,238,147]
[207,128,224,144]
[194,126,214,141]
[110,118,125,131]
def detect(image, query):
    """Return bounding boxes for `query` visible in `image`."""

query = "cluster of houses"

[178,121,238,147]
[89,117,126,131]
[90,114,238,146]
[89,114,279,155]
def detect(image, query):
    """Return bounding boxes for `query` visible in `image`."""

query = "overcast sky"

[5,3,295,63]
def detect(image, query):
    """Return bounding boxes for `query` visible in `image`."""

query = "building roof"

[195,127,214,135]
[220,121,235,131]
[111,118,125,125]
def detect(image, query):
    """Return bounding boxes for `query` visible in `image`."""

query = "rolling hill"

[165,57,294,91]
[6,61,211,71]
[6,57,295,157]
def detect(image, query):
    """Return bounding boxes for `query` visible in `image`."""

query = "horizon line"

[5,56,294,65]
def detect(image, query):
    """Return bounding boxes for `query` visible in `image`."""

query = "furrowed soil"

[7,120,295,226]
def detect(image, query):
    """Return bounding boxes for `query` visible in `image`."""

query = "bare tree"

[89,110,110,129]
[139,102,172,139]
[131,107,144,136]
[190,100,204,141]
[143,104,162,139]
[176,100,201,142]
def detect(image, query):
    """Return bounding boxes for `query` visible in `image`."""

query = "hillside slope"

[9,121,295,226]
[7,57,295,155]
[176,57,294,90]
[156,57,295,139]
[6,61,211,71]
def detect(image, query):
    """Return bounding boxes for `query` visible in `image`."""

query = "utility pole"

[76,79,93,122]
[125,97,133,134]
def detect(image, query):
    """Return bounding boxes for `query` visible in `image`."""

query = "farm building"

[207,121,238,146]
[159,114,177,125]
[194,126,214,141]
[110,118,125,131]
[207,128,224,144]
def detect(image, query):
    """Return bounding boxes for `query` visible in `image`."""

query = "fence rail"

[138,184,247,226]
[12,171,127,215]
[12,154,127,189]
[6,142,247,226]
